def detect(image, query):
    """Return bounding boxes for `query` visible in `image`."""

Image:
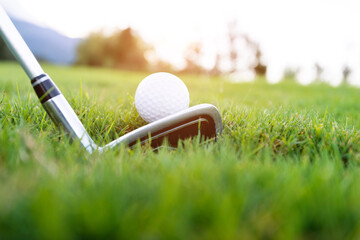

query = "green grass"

[1,61,360,239]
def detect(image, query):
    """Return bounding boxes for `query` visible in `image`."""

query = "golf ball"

[135,72,190,123]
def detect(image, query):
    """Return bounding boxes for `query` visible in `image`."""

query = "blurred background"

[0,0,359,86]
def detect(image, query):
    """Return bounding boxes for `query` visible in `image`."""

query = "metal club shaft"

[0,4,97,153]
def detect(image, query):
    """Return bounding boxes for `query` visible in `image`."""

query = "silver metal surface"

[0,4,44,79]
[99,103,222,152]
[43,95,97,153]
[135,118,209,145]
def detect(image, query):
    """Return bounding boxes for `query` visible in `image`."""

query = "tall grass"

[1,62,360,239]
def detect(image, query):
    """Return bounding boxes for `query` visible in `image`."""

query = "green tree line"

[76,27,149,71]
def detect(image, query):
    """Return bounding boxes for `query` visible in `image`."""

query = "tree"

[105,28,148,70]
[76,32,106,67]
[283,67,299,82]
[342,65,351,85]
[228,21,239,73]
[225,20,267,77]
[210,53,222,76]
[76,28,149,71]
[314,63,324,82]
[242,35,267,76]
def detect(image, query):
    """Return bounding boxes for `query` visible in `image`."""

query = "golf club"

[0,5,223,154]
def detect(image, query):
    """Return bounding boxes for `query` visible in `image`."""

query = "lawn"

[1,61,360,239]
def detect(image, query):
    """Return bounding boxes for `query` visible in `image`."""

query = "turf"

[1,61,360,239]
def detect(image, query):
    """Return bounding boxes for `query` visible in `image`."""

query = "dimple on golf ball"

[135,72,190,123]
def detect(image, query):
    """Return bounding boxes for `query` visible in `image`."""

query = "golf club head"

[100,103,222,152]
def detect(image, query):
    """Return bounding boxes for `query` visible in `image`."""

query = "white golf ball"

[135,72,190,123]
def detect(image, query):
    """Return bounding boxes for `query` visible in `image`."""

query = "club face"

[101,104,222,151]
[129,114,216,148]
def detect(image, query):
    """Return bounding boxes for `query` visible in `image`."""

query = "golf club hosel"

[33,74,97,153]
[42,95,97,153]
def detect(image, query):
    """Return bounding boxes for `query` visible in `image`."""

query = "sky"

[1,0,360,85]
